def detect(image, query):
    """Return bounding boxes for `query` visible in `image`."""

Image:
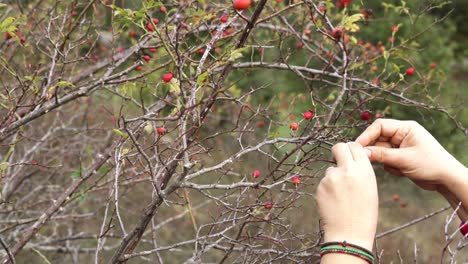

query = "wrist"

[324,233,374,252]
[438,165,468,221]
[440,163,468,191]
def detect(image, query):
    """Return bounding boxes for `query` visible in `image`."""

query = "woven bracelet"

[320,241,375,263]
[320,247,373,264]
[320,240,374,257]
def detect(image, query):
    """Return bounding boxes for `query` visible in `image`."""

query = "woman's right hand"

[355,119,465,191]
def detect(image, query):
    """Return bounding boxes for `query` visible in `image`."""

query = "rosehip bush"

[0,0,465,263]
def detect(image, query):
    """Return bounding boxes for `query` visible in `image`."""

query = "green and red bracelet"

[320,241,375,263]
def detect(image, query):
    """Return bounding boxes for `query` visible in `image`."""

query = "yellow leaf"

[144,123,153,134]
[168,79,181,95]
[56,81,75,88]
[341,14,364,32]
[113,129,128,138]
[228,47,249,62]
[0,162,8,172]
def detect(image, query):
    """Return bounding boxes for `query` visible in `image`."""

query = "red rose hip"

[252,169,260,178]
[331,27,343,40]
[220,14,228,23]
[147,23,155,32]
[303,111,314,120]
[162,73,173,82]
[291,176,301,185]
[289,122,299,131]
[264,202,273,210]
[460,221,468,236]
[406,67,415,76]
[360,111,372,121]
[233,0,252,10]
[156,127,165,135]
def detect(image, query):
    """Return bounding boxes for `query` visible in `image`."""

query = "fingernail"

[364,148,372,158]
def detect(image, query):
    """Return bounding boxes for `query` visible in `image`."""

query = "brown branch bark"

[0,141,116,264]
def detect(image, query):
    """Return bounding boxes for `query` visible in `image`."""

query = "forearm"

[438,185,468,221]
[440,164,468,221]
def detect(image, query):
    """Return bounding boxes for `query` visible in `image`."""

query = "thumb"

[365,146,405,168]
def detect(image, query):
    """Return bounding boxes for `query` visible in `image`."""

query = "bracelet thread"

[320,241,375,264]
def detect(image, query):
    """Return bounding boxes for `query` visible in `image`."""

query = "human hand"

[355,119,465,191]
[316,142,378,251]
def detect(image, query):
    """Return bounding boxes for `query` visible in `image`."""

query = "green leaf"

[196,71,209,86]
[0,162,8,172]
[383,50,390,60]
[325,93,336,102]
[85,144,93,157]
[119,82,136,96]
[56,81,75,88]
[70,167,87,179]
[409,41,420,48]
[228,47,249,62]
[97,164,111,176]
[348,61,364,71]
[391,63,400,73]
[70,170,81,179]
[268,131,280,139]
[79,191,87,203]
[168,80,181,95]
[228,85,241,98]
[113,129,129,138]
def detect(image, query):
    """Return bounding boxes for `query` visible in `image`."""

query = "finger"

[378,136,390,142]
[365,146,404,168]
[322,167,337,184]
[389,123,411,147]
[325,166,337,175]
[374,141,393,148]
[331,143,353,167]
[356,119,410,147]
[363,141,392,158]
[383,165,404,177]
[347,142,369,162]
[318,167,338,192]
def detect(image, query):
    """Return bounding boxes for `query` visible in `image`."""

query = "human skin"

[317,142,378,264]
[355,119,468,220]
[317,119,467,263]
